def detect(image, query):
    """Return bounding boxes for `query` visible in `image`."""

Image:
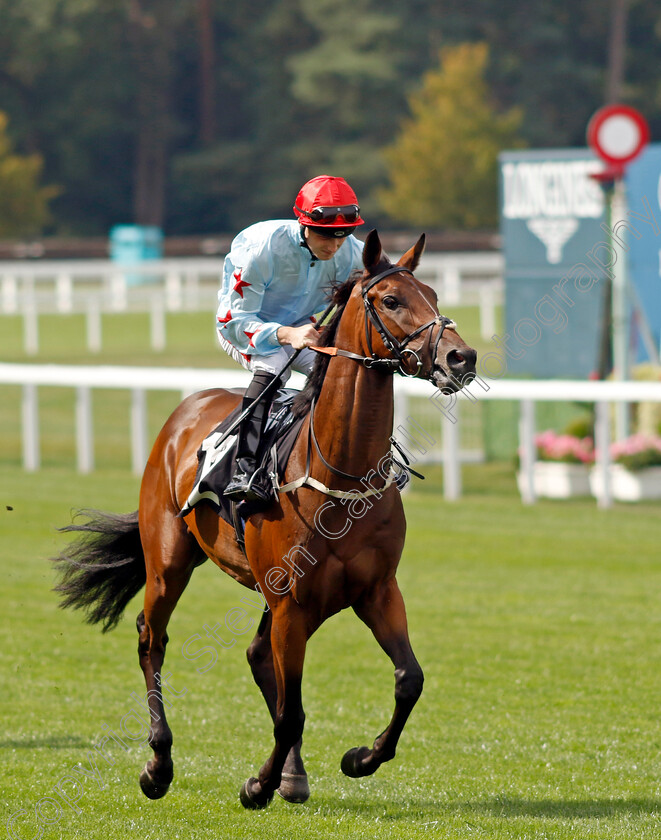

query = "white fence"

[2,363,660,508]
[0,253,503,354]
[0,259,225,355]
[0,258,225,314]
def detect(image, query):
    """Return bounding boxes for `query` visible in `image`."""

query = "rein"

[275,394,422,499]
[274,399,399,497]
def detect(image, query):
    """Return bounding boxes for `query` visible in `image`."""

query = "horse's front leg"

[246,611,310,803]
[240,600,308,809]
[341,577,424,778]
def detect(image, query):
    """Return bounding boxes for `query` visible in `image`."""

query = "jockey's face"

[304,227,347,261]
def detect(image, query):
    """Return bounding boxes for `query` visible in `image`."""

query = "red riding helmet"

[293,175,365,230]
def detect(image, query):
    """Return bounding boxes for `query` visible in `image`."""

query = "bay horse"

[53,230,477,809]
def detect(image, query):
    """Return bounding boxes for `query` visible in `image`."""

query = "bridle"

[303,264,455,486]
[312,264,455,378]
[362,265,455,377]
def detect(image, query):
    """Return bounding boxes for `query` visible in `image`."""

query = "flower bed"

[534,430,595,465]
[610,434,661,471]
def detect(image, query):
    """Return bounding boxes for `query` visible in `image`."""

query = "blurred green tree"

[0,0,136,233]
[170,0,406,231]
[0,0,659,235]
[127,0,189,227]
[0,112,58,237]
[284,0,403,220]
[379,42,525,229]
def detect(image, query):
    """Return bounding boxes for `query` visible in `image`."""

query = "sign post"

[587,104,650,439]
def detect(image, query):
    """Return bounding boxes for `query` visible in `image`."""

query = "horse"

[52,229,477,810]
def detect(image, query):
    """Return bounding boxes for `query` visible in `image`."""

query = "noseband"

[360,265,454,377]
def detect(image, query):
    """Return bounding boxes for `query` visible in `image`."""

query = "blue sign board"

[499,149,608,378]
[500,144,661,378]
[624,144,661,360]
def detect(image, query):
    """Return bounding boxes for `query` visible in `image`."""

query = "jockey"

[217,174,365,503]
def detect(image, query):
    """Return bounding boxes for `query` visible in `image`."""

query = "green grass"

[2,464,661,839]
[2,305,660,836]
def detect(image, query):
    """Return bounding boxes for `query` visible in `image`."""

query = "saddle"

[179,389,306,531]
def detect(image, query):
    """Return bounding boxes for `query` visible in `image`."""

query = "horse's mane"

[292,273,359,417]
[292,257,392,417]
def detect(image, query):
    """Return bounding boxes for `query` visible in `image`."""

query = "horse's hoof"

[341,746,373,778]
[239,777,274,810]
[277,772,310,804]
[139,764,172,799]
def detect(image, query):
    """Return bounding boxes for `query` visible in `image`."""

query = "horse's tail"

[51,509,146,633]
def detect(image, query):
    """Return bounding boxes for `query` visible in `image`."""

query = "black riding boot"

[224,371,279,503]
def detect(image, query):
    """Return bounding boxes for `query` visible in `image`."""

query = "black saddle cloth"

[179,388,307,525]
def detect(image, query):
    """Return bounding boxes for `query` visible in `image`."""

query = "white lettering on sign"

[502,160,605,263]
[502,161,604,219]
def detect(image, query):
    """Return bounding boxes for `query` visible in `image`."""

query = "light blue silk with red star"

[216,220,364,358]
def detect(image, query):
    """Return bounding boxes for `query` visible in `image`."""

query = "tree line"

[0,0,657,238]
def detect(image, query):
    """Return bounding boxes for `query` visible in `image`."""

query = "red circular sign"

[587,104,650,166]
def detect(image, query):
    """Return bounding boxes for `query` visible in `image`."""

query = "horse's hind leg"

[341,578,424,779]
[137,508,202,799]
[246,612,310,803]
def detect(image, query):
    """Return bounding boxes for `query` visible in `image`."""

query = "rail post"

[131,388,148,475]
[22,384,40,471]
[75,386,94,473]
[518,399,536,504]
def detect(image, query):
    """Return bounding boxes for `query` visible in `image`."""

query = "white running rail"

[2,363,660,508]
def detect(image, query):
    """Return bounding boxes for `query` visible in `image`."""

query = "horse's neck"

[312,356,394,481]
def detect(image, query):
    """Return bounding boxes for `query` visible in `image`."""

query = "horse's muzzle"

[432,346,477,392]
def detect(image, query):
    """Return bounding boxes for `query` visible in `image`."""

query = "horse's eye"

[382,296,399,310]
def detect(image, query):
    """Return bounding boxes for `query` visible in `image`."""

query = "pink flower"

[609,435,661,469]
[532,430,595,464]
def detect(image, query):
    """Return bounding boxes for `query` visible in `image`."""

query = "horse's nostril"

[447,348,476,370]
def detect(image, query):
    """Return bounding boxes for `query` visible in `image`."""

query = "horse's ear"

[397,233,426,272]
[362,229,383,272]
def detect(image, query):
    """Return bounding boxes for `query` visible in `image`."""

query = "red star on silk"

[244,329,260,348]
[233,270,251,298]
[217,310,233,325]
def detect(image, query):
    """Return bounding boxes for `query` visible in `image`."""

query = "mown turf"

[2,464,661,839]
